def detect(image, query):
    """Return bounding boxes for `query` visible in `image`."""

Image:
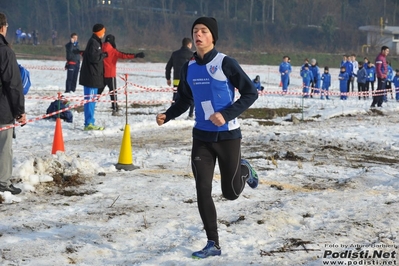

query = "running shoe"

[241,159,259,189]
[192,240,221,259]
[84,124,104,131]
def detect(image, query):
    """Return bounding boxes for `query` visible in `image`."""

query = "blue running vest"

[187,53,240,132]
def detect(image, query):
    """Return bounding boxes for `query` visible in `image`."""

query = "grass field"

[12,43,383,68]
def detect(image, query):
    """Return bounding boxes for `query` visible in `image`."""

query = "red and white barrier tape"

[0,90,173,132]
[3,64,397,131]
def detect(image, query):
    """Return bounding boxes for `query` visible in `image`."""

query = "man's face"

[72,35,78,42]
[193,24,214,51]
[383,49,390,56]
[0,22,8,36]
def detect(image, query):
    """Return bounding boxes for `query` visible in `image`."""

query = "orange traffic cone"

[279,81,282,87]
[115,124,139,171]
[51,118,65,154]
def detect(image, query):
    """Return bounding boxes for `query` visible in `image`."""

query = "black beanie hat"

[105,34,116,48]
[92,23,104,33]
[192,17,218,44]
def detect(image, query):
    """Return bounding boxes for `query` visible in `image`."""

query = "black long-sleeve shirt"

[165,46,193,82]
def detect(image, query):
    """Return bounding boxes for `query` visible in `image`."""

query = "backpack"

[19,64,31,95]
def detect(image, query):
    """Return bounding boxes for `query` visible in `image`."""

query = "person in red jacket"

[100,34,145,115]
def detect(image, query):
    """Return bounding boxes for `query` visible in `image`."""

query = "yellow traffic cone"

[115,124,139,171]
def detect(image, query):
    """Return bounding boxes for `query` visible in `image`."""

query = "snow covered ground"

[0,59,398,266]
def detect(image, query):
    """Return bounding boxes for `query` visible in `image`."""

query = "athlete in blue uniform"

[279,55,290,93]
[156,17,259,259]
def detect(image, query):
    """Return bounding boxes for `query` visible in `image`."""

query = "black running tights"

[191,138,249,246]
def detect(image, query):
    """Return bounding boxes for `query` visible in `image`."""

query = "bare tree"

[392,0,399,25]
[262,0,267,33]
[249,0,254,25]
[168,0,174,13]
[234,0,238,19]
[66,0,71,34]
[271,0,275,23]
[224,0,230,19]
[160,0,168,24]
[199,0,205,15]
[46,0,54,30]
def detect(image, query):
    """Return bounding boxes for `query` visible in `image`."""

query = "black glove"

[64,62,68,70]
[135,52,145,58]
[102,52,108,58]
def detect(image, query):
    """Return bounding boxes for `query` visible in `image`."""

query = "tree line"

[3,0,399,54]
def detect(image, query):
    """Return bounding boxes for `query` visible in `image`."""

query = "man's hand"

[16,113,27,124]
[166,80,171,86]
[135,52,145,58]
[156,113,166,126]
[209,112,225,127]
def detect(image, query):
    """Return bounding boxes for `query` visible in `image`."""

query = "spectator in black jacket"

[65,32,81,94]
[165,37,194,118]
[0,12,26,195]
[79,23,107,131]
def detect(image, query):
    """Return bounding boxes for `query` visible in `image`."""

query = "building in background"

[359,24,399,55]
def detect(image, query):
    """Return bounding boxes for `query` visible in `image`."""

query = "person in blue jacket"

[392,69,399,101]
[156,17,259,259]
[252,75,264,91]
[65,33,81,94]
[365,61,376,98]
[309,58,320,97]
[287,56,292,85]
[15,27,22,44]
[339,65,349,100]
[300,58,309,72]
[356,62,368,100]
[340,54,348,68]
[300,63,313,98]
[343,55,353,92]
[279,55,290,93]
[46,96,73,123]
[321,66,331,100]
[384,61,394,102]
